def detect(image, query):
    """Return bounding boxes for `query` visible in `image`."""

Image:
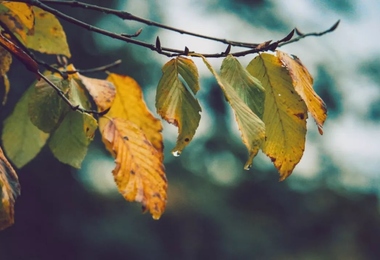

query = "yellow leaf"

[277,50,327,134]
[78,74,116,112]
[25,7,71,57]
[102,73,163,155]
[247,53,308,180]
[155,57,201,155]
[0,2,34,42]
[101,118,167,219]
[0,147,20,230]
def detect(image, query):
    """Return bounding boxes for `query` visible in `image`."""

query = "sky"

[83,0,380,195]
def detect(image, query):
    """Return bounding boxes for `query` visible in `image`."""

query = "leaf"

[0,147,20,230]
[276,50,327,134]
[103,73,163,156]
[2,85,49,168]
[25,7,71,57]
[49,111,97,168]
[101,118,167,220]
[78,74,116,112]
[0,46,12,76]
[201,55,265,169]
[155,57,201,155]
[0,32,38,73]
[220,54,265,119]
[28,75,71,133]
[0,2,34,42]
[247,53,308,180]
[0,74,9,105]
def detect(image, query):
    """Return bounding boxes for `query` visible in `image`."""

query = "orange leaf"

[0,147,20,230]
[104,73,163,155]
[101,118,167,219]
[277,50,327,134]
[78,74,116,112]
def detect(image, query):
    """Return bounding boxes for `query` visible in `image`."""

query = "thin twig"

[38,0,260,48]
[72,59,122,74]
[10,0,340,58]
[37,71,109,115]
[279,20,340,47]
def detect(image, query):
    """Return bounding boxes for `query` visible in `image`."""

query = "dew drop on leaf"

[244,164,252,170]
[172,150,181,157]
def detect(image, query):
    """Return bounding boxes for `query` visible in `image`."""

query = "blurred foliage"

[313,66,342,118]
[0,0,380,259]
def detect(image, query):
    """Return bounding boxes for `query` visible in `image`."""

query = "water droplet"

[172,150,181,157]
[244,164,252,170]
[152,214,160,220]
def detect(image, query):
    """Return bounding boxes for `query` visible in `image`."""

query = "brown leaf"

[0,46,12,77]
[277,50,327,134]
[101,118,167,219]
[0,147,20,230]
[78,74,116,112]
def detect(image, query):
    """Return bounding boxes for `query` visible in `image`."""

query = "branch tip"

[155,36,162,52]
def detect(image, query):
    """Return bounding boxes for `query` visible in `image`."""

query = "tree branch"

[10,0,339,58]
[38,0,261,48]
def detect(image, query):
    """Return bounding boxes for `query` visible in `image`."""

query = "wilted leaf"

[156,57,201,155]
[0,147,20,230]
[25,7,71,57]
[101,118,167,220]
[247,53,308,180]
[220,55,265,119]
[0,74,10,105]
[49,111,97,168]
[103,73,163,155]
[277,50,327,134]
[78,74,116,112]
[2,86,49,168]
[201,55,265,169]
[0,46,11,76]
[28,75,71,133]
[0,2,34,42]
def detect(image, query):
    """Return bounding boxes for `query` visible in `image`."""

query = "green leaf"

[49,111,97,168]
[200,55,265,169]
[28,75,71,133]
[155,56,201,155]
[25,7,71,57]
[69,78,92,111]
[220,54,265,119]
[2,86,49,168]
[247,53,308,180]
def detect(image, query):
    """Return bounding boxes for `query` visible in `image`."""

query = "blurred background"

[1,0,380,259]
